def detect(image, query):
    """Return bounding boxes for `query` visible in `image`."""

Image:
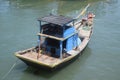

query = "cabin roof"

[38,15,74,26]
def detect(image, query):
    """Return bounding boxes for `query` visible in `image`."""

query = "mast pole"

[75,4,90,19]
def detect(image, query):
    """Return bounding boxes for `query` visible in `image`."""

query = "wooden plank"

[38,32,77,41]
[38,33,64,41]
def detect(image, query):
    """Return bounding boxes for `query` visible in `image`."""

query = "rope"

[1,59,19,80]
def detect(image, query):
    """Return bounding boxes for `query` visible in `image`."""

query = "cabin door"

[51,48,56,57]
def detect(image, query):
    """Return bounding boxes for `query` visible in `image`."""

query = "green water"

[0,0,120,80]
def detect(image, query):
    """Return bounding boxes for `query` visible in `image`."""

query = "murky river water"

[0,0,120,80]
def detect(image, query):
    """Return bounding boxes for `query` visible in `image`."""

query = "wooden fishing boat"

[15,5,95,71]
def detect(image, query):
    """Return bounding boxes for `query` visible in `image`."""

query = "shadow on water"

[18,46,92,79]
[23,67,60,78]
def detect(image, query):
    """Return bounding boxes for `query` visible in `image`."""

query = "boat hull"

[17,53,81,71]
[15,12,95,71]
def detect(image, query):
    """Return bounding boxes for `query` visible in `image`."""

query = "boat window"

[46,38,60,48]
[42,23,63,37]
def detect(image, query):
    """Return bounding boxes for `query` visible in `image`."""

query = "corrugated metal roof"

[38,15,74,26]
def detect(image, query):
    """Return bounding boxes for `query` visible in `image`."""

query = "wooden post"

[37,36,41,59]
[37,21,42,59]
[39,21,41,33]
[60,41,63,59]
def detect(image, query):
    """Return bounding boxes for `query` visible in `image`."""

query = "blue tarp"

[63,27,76,38]
[66,34,81,51]
[63,26,81,51]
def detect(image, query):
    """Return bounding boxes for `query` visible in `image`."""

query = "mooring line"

[1,59,19,80]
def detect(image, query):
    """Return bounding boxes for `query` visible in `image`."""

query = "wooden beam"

[38,33,64,41]
[37,32,77,41]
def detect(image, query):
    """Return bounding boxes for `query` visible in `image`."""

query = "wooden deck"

[17,51,61,66]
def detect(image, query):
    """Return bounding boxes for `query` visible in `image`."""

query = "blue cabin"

[38,15,81,58]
